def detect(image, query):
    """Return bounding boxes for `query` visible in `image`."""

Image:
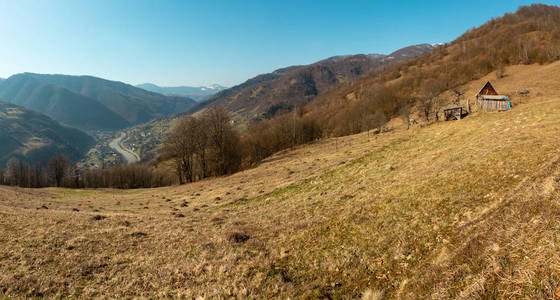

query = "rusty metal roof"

[481,95,508,100]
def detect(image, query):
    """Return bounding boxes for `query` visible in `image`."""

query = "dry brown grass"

[2,63,560,298]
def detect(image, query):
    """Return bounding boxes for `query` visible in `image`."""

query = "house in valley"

[475,81,511,111]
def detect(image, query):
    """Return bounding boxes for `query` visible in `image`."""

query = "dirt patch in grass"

[228,232,250,243]
[92,215,106,221]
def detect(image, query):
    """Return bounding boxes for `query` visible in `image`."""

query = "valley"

[108,132,140,164]
[0,73,208,168]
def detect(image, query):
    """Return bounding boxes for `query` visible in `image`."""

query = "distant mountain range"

[136,83,227,101]
[0,73,196,131]
[0,101,94,168]
[185,44,436,120]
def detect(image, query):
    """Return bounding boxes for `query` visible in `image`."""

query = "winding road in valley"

[109,132,140,164]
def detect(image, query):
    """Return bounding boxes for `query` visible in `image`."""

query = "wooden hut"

[443,106,463,121]
[475,81,511,111]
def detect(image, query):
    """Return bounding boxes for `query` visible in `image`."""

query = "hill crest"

[186,44,436,121]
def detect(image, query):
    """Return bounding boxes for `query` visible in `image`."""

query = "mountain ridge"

[0,74,130,131]
[0,73,197,130]
[136,83,226,101]
[185,44,436,121]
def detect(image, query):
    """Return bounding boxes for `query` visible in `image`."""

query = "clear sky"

[0,0,558,87]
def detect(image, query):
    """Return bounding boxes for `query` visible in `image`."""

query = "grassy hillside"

[0,101,95,168]
[1,61,560,298]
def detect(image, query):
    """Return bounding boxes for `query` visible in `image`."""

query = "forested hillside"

[186,44,435,122]
[0,73,197,130]
[0,75,129,130]
[302,4,560,136]
[238,4,560,165]
[123,45,436,160]
[128,5,560,173]
[0,101,94,168]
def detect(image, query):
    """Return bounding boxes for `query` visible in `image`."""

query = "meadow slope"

[1,62,560,298]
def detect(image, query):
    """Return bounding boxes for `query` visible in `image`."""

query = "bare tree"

[398,105,412,129]
[6,157,20,186]
[6,157,31,187]
[418,79,444,122]
[193,119,209,178]
[164,116,200,184]
[495,66,506,79]
[163,108,241,184]
[48,154,70,187]
[432,96,444,121]
[30,162,45,188]
[417,95,434,122]
[518,38,531,64]
[204,107,241,176]
[372,111,388,133]
[452,89,465,106]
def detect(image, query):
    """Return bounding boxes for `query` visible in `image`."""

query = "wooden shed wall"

[481,100,508,111]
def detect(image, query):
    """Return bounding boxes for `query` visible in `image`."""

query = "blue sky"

[0,0,558,87]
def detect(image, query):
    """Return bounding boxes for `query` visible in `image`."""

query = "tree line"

[163,96,393,185]
[162,107,242,183]
[0,153,175,189]
[0,154,72,188]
